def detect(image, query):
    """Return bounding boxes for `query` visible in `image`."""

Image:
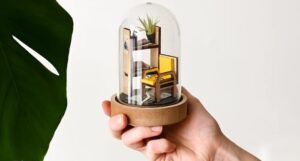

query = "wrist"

[213,135,260,161]
[214,136,240,161]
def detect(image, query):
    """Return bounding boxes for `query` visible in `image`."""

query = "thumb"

[181,87,206,114]
[182,86,195,99]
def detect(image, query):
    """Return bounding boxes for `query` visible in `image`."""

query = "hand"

[102,88,260,161]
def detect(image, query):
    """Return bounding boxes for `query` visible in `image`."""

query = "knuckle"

[147,140,156,152]
[121,133,130,145]
[136,127,147,137]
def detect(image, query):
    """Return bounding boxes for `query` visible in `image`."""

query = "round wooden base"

[111,94,188,126]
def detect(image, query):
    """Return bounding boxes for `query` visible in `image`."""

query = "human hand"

[102,88,260,161]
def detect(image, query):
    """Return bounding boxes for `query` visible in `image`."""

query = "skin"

[102,88,260,161]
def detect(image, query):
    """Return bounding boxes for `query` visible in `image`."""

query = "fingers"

[109,114,128,139]
[102,100,173,156]
[103,100,127,139]
[146,138,176,160]
[121,126,163,151]
[182,87,200,103]
[102,100,111,116]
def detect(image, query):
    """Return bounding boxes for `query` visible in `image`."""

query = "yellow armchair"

[141,54,177,102]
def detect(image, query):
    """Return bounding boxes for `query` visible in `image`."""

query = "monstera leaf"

[0,0,73,160]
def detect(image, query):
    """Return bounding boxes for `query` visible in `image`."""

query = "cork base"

[111,94,188,126]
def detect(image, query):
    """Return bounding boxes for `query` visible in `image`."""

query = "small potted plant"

[138,15,159,43]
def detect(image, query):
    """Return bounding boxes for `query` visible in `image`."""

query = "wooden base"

[111,94,188,126]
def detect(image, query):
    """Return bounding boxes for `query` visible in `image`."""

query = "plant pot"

[147,34,155,44]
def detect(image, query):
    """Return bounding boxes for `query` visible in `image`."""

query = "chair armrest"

[158,71,176,80]
[143,67,159,78]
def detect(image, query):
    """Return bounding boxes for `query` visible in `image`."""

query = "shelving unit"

[121,27,161,99]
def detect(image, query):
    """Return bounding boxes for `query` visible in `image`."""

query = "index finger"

[102,100,111,116]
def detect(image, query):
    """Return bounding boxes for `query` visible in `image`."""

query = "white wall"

[45,0,300,160]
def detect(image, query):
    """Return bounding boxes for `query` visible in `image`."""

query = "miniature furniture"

[111,2,187,126]
[141,54,177,102]
[121,27,161,98]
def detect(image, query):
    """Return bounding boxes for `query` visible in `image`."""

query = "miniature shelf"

[134,43,159,50]
[122,27,161,97]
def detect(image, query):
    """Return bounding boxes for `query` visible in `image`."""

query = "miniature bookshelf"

[122,27,161,97]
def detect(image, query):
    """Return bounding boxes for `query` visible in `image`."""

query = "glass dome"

[118,2,181,106]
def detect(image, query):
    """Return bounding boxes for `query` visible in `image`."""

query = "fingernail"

[151,126,162,132]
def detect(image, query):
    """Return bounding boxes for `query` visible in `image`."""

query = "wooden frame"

[160,53,179,84]
[122,28,131,95]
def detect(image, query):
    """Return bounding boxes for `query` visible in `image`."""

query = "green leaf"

[137,26,146,31]
[147,15,152,34]
[138,17,145,28]
[0,0,73,161]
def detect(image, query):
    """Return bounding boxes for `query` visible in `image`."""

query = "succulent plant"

[138,15,159,35]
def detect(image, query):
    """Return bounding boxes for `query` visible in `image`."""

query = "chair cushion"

[142,74,172,86]
[142,55,175,86]
[159,55,174,73]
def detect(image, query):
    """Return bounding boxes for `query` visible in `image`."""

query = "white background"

[44,0,300,160]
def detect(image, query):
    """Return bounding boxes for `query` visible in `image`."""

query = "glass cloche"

[118,2,181,106]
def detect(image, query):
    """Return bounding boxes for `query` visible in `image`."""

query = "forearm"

[214,136,260,161]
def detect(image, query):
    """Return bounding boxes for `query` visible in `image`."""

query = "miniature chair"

[141,54,177,102]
